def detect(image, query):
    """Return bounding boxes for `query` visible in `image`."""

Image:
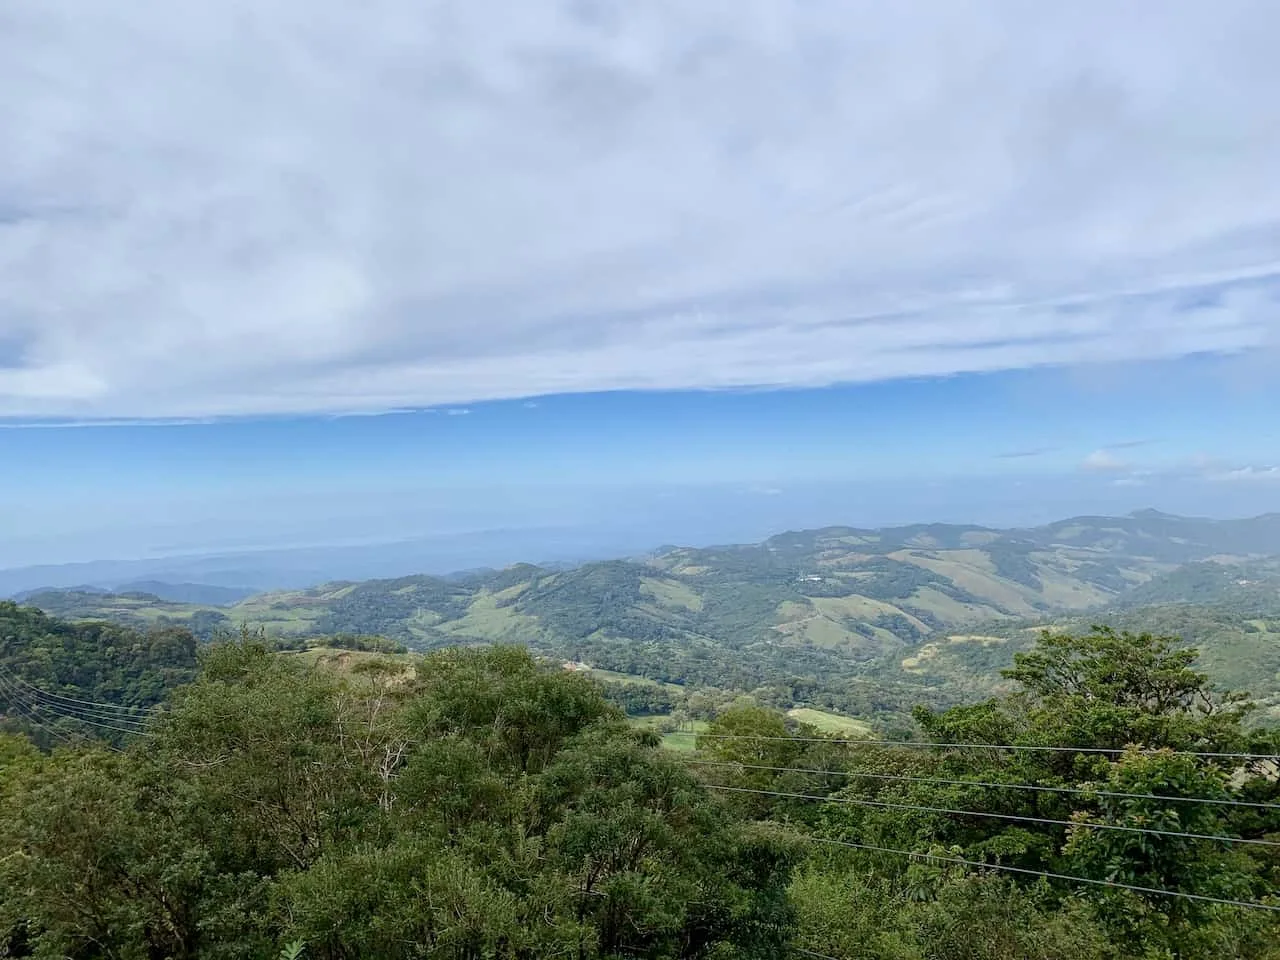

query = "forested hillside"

[0,601,199,748]
[1,625,1278,959]
[18,512,1280,728]
[901,605,1280,727]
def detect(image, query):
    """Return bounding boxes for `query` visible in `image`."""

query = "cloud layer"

[3,0,1280,419]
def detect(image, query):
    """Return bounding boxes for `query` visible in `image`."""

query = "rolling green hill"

[910,604,1280,725]
[18,511,1280,724]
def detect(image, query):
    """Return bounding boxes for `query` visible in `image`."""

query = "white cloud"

[1208,465,1280,482]
[1103,439,1158,451]
[445,408,471,416]
[0,417,217,429]
[1081,449,1129,472]
[2,1,1280,419]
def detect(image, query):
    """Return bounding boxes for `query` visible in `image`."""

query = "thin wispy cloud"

[1081,449,1129,473]
[1096,456,1280,486]
[1208,465,1280,482]
[1102,439,1159,450]
[996,446,1057,460]
[2,1,1279,419]
[0,417,219,429]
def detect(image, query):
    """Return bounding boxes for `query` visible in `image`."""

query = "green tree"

[1062,748,1278,958]
[0,641,801,959]
[820,627,1280,958]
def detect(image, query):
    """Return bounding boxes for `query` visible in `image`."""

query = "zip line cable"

[15,691,153,722]
[693,733,1279,762]
[0,689,125,752]
[43,712,154,737]
[701,784,1280,848]
[803,834,1280,914]
[680,758,1280,811]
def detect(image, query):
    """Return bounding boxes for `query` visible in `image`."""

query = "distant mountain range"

[14,510,1280,725]
[0,524,688,598]
[13,580,256,606]
[18,510,1280,624]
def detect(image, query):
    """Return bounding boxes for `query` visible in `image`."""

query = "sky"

[2,1,1279,568]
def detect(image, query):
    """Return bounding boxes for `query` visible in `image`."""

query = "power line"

[694,733,1279,762]
[703,784,1280,848]
[2,685,155,727]
[0,673,77,746]
[7,691,155,728]
[0,673,152,738]
[0,666,156,714]
[0,667,157,729]
[0,674,149,730]
[31,704,153,737]
[680,758,1280,811]
[804,835,1280,914]
[0,686,72,742]
[49,713,153,737]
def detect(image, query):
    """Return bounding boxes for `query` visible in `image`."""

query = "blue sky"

[3,355,1278,567]
[2,1,1279,567]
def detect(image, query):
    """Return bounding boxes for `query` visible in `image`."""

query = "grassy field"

[629,715,710,751]
[894,552,1042,615]
[437,591,542,642]
[785,707,873,737]
[584,668,684,690]
[640,577,704,612]
[292,646,415,672]
[661,720,710,752]
[631,708,870,749]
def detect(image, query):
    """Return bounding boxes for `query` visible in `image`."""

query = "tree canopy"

[1,618,1277,959]
[1,641,795,959]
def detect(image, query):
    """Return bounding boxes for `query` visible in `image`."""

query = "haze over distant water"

[6,505,1280,599]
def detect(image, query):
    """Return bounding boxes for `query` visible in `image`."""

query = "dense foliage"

[695,627,1280,959]
[1,643,796,959]
[1,612,1278,959]
[0,601,199,748]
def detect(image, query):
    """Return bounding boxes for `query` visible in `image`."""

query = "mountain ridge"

[21,510,1280,625]
[10,509,1280,600]
[14,509,1280,728]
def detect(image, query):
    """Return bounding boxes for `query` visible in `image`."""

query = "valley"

[15,510,1280,727]
[5,510,1280,959]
